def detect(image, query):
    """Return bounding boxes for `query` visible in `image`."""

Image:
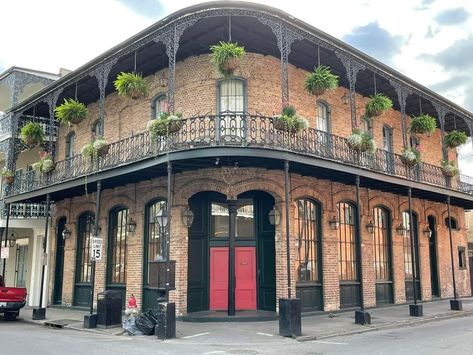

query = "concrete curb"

[296,310,473,342]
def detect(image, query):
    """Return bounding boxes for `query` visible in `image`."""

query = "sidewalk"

[18,298,473,342]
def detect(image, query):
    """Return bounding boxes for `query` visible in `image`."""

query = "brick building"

[2,2,473,317]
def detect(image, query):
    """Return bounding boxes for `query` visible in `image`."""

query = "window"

[153,94,167,119]
[338,202,357,281]
[316,102,330,133]
[77,212,95,283]
[108,208,128,284]
[218,79,245,113]
[236,199,254,238]
[66,132,75,158]
[92,120,102,137]
[410,135,419,149]
[296,198,320,282]
[445,217,459,230]
[373,207,390,280]
[383,125,393,152]
[147,200,166,263]
[361,117,372,133]
[459,247,467,269]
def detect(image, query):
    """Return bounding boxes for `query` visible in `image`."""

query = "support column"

[32,194,50,320]
[355,176,370,324]
[2,203,10,279]
[84,181,101,328]
[447,196,462,310]
[390,80,412,148]
[408,187,423,316]
[227,200,237,316]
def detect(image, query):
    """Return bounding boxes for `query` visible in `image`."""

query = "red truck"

[0,275,27,320]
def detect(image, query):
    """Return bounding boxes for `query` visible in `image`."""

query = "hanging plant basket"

[440,160,458,177]
[409,114,437,136]
[272,106,307,134]
[346,129,376,153]
[2,168,14,185]
[93,137,110,157]
[444,130,467,149]
[400,147,421,168]
[20,122,45,146]
[210,41,245,77]
[33,152,55,174]
[147,113,184,138]
[364,94,393,118]
[55,98,88,125]
[304,65,339,96]
[3,175,14,185]
[114,72,149,99]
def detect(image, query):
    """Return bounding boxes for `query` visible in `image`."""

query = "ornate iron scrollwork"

[390,79,412,148]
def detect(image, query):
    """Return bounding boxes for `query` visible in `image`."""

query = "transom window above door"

[210,199,254,238]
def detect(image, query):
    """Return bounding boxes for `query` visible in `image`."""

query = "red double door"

[209,247,256,310]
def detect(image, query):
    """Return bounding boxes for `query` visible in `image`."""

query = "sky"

[1,0,473,171]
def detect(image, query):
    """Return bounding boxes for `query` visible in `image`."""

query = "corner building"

[4,2,473,316]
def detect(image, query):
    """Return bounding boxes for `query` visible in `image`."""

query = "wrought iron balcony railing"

[1,202,48,219]
[6,113,473,197]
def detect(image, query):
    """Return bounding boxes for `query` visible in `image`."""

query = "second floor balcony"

[5,113,473,205]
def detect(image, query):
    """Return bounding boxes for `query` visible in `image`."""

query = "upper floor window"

[92,120,102,137]
[361,117,372,133]
[316,102,330,133]
[383,125,393,152]
[445,217,459,230]
[218,79,245,114]
[66,132,75,158]
[152,94,167,119]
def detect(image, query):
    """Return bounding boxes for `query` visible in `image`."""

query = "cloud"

[343,22,404,65]
[115,0,164,19]
[435,7,470,26]
[416,0,436,11]
[425,25,441,39]
[463,82,473,111]
[428,75,471,92]
[419,36,473,71]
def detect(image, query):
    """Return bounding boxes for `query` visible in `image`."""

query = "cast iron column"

[32,194,50,320]
[284,160,291,297]
[447,196,462,310]
[90,181,102,315]
[2,203,10,279]
[227,200,237,316]
[408,187,422,316]
[354,176,370,324]
[165,161,172,302]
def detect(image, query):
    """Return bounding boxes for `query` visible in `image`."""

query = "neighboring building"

[2,2,473,315]
[0,67,61,305]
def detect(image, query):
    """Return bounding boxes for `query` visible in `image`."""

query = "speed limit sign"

[90,237,103,261]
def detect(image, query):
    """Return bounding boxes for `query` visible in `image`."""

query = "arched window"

[146,200,167,267]
[295,198,321,282]
[373,207,390,281]
[338,202,357,281]
[383,125,393,152]
[316,101,330,133]
[76,212,95,283]
[152,94,167,119]
[445,217,459,230]
[65,132,75,159]
[218,79,245,113]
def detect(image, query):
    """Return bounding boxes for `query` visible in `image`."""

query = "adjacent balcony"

[6,113,473,198]
[1,202,48,219]
[0,113,58,144]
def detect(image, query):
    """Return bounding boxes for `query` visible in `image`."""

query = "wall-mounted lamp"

[329,216,339,230]
[155,203,169,228]
[268,207,281,226]
[159,75,168,88]
[8,232,18,247]
[341,92,350,105]
[396,223,407,236]
[423,226,432,238]
[182,206,194,227]
[127,218,137,233]
[365,220,375,234]
[62,226,72,240]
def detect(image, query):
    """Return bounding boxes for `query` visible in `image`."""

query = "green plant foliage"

[114,72,149,99]
[33,152,55,174]
[272,106,307,133]
[304,65,339,96]
[55,98,88,125]
[1,167,14,177]
[20,122,45,146]
[347,129,376,153]
[409,114,437,136]
[444,130,467,149]
[365,94,393,117]
[400,147,421,167]
[147,112,184,138]
[210,41,245,77]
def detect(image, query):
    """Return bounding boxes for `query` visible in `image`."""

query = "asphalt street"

[1,315,473,354]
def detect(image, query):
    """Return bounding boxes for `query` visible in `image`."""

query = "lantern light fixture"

[366,220,375,234]
[127,218,137,233]
[62,226,72,240]
[423,226,432,238]
[155,203,169,228]
[329,216,339,230]
[182,206,194,227]
[268,207,281,226]
[396,223,406,236]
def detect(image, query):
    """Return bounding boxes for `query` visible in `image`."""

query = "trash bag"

[122,317,143,336]
[135,310,160,336]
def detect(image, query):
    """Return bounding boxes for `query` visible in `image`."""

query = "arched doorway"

[373,207,393,305]
[53,217,66,304]
[187,190,276,313]
[428,215,440,297]
[73,211,95,307]
[402,211,421,301]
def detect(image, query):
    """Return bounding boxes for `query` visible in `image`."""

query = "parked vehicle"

[0,276,27,320]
